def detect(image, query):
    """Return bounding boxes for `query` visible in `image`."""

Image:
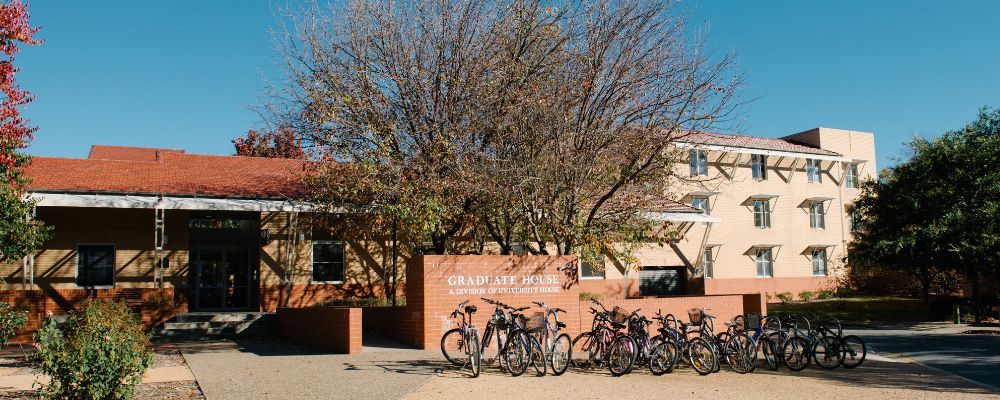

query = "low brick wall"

[362,306,421,348]
[0,288,178,343]
[277,307,362,354]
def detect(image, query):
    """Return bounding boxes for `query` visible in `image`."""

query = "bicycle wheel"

[723,333,757,374]
[648,340,678,375]
[812,336,844,370]
[529,335,547,376]
[687,337,717,375]
[840,335,867,369]
[608,335,638,377]
[550,333,572,376]
[782,336,812,372]
[441,328,467,366]
[761,336,779,371]
[468,329,482,378]
[504,330,531,377]
[571,332,598,369]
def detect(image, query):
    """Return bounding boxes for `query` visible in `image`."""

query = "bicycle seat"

[465,305,477,314]
[611,321,626,329]
[557,321,567,328]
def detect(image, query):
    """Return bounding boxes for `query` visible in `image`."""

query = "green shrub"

[0,302,27,349]
[776,292,794,304]
[579,292,603,302]
[34,300,153,400]
[313,297,405,307]
[798,290,815,302]
[817,289,835,300]
[141,292,173,310]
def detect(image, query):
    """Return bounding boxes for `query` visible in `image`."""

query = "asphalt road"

[846,325,1000,390]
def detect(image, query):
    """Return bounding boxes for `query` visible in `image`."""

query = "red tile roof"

[646,198,702,213]
[88,145,186,162]
[673,131,840,156]
[27,148,314,199]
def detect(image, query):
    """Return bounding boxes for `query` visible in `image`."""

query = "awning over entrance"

[29,192,330,212]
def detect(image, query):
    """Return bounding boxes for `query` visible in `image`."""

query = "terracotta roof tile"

[88,145,186,162]
[673,131,841,157]
[27,149,314,199]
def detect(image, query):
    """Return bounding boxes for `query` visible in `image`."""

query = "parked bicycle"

[439,300,482,377]
[531,301,572,375]
[571,300,638,376]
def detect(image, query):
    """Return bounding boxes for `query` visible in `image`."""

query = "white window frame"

[76,243,116,289]
[751,154,768,181]
[311,240,346,284]
[845,163,859,189]
[810,202,826,230]
[691,196,710,215]
[756,249,773,278]
[812,249,828,276]
[753,199,771,229]
[580,257,606,280]
[690,149,708,176]
[703,248,715,279]
[806,159,822,183]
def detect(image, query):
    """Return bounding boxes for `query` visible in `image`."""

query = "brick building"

[2,126,874,320]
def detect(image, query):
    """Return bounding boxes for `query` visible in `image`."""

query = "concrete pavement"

[846,322,1000,390]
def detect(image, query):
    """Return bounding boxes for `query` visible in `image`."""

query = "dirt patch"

[0,382,203,400]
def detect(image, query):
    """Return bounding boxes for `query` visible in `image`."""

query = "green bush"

[0,302,27,349]
[579,292,603,302]
[817,289,836,300]
[141,292,173,310]
[313,297,406,307]
[798,290,815,302]
[776,292,794,304]
[34,300,153,400]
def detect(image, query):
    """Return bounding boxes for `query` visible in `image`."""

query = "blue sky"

[19,1,1000,170]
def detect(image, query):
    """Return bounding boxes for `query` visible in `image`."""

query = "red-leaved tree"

[232,127,307,159]
[0,0,47,262]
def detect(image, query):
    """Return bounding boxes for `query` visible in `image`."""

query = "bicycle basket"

[745,313,762,329]
[687,308,704,325]
[524,312,546,331]
[611,306,629,325]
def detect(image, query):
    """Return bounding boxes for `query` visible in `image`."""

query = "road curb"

[874,348,1000,393]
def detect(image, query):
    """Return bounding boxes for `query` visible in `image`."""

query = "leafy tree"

[0,0,48,262]
[232,127,307,159]
[850,107,1000,314]
[268,0,741,258]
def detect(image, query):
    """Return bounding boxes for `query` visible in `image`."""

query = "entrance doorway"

[188,212,260,311]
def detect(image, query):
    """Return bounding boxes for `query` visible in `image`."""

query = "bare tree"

[266,0,741,258]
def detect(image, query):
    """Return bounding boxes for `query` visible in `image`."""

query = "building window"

[77,244,115,288]
[812,249,828,276]
[810,202,826,229]
[806,159,822,183]
[751,154,768,180]
[753,199,771,228]
[845,163,860,189]
[847,206,859,233]
[756,249,773,278]
[690,149,708,176]
[581,257,606,279]
[312,241,345,283]
[703,248,714,279]
[691,196,710,215]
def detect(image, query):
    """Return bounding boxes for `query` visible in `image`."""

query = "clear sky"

[18,1,1000,170]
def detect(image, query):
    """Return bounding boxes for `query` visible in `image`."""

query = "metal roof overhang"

[645,211,720,223]
[28,192,340,213]
[673,142,848,162]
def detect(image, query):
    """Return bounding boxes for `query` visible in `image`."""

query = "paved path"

[181,336,999,400]
[847,323,1000,390]
[178,338,438,400]
[0,365,196,391]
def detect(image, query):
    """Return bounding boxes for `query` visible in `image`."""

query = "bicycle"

[532,301,572,375]
[740,313,781,371]
[504,303,546,376]
[654,310,717,375]
[646,309,679,375]
[439,300,482,377]
[478,298,513,371]
[571,300,638,376]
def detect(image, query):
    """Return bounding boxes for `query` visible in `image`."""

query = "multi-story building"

[0,127,873,337]
[581,127,876,300]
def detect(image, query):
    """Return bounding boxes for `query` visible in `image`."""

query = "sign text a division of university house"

[445,274,563,295]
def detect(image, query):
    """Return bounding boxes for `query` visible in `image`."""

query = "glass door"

[193,247,251,310]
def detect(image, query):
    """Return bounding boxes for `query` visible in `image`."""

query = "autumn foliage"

[0,0,47,262]
[232,127,307,159]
